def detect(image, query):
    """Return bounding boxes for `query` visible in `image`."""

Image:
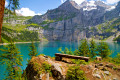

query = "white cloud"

[106,0,119,4]
[15,8,42,16]
[5,1,8,7]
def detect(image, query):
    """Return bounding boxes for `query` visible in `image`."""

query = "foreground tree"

[113,53,120,64]
[58,47,64,54]
[66,66,87,80]
[78,39,89,56]
[90,39,97,58]
[97,42,111,58]
[0,41,23,79]
[0,0,19,42]
[28,41,38,59]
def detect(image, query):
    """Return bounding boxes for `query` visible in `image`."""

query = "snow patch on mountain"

[83,7,97,11]
[106,6,116,11]
[87,0,96,7]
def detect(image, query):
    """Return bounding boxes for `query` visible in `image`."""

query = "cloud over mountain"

[15,8,42,16]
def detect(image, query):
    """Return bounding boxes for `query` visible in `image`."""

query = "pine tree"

[90,39,97,58]
[0,41,23,80]
[74,49,79,56]
[58,47,64,54]
[78,39,89,56]
[64,47,69,54]
[68,48,73,55]
[28,41,38,59]
[97,42,111,58]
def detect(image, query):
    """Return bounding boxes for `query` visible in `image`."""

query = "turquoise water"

[0,41,120,79]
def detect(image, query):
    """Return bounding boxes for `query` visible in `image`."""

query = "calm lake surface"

[0,41,120,79]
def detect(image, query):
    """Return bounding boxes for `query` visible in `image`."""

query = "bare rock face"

[30,0,120,41]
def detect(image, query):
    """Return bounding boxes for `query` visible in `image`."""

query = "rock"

[93,74,101,79]
[55,56,62,61]
[98,63,103,66]
[101,67,108,71]
[46,73,49,80]
[95,65,98,68]
[105,64,113,69]
[44,55,48,58]
[51,64,65,80]
[113,78,117,80]
[87,65,92,70]
[104,71,109,75]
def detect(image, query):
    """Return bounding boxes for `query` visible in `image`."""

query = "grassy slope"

[1,15,41,43]
[90,17,120,41]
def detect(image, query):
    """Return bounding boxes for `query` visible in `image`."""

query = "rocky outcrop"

[30,0,120,41]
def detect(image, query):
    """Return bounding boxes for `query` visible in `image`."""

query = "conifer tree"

[90,39,97,58]
[78,39,89,56]
[64,47,69,54]
[97,42,111,58]
[0,41,23,80]
[58,47,64,54]
[28,41,38,59]
[68,48,73,55]
[74,49,79,56]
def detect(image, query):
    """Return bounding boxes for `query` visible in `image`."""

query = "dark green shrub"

[66,66,87,80]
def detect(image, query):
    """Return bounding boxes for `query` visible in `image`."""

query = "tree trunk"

[0,0,5,42]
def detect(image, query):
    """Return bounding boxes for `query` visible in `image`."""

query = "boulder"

[104,71,109,75]
[113,78,117,80]
[93,74,101,79]
[105,64,114,69]
[51,64,65,80]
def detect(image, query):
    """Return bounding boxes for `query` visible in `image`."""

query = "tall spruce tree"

[28,41,38,59]
[78,39,89,56]
[0,41,23,80]
[90,39,97,58]
[97,42,111,58]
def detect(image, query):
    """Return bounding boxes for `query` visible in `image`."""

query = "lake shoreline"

[0,39,117,46]
[0,41,41,45]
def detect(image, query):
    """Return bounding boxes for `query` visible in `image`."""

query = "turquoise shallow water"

[0,41,120,79]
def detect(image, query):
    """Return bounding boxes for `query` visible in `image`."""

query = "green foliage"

[113,35,120,42]
[66,66,87,80]
[27,23,42,28]
[1,26,40,43]
[64,47,69,54]
[72,59,86,65]
[58,47,73,55]
[113,53,120,65]
[74,49,79,56]
[97,42,111,58]
[42,62,51,73]
[58,47,64,54]
[90,39,97,58]
[78,39,90,56]
[0,41,23,80]
[40,20,54,25]
[28,41,38,59]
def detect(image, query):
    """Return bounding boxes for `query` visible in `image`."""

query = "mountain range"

[2,0,120,42]
[29,0,120,41]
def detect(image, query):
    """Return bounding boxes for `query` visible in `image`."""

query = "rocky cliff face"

[30,0,120,41]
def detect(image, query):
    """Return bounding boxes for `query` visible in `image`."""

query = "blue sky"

[19,0,61,14]
[5,0,119,16]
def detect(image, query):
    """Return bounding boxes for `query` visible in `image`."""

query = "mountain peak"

[58,0,80,11]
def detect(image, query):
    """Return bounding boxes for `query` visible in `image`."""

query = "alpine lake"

[0,41,120,79]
